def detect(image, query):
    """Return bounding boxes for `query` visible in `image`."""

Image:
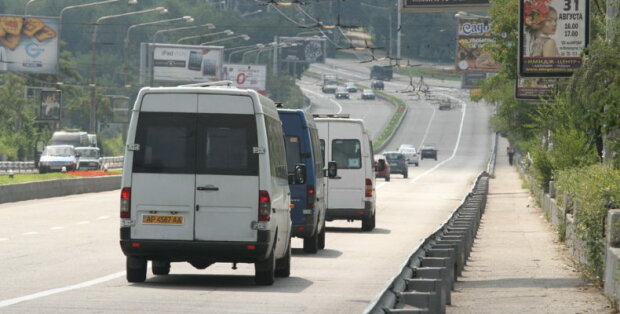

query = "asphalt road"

[0,60,493,313]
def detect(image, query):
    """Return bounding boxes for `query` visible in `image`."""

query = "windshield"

[384,153,403,160]
[76,149,99,158]
[43,146,74,157]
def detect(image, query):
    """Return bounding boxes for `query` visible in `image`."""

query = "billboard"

[279,37,326,63]
[0,15,59,74]
[455,17,501,73]
[146,44,224,84]
[519,0,590,77]
[223,64,267,95]
[461,72,487,89]
[515,77,563,99]
[402,0,489,13]
[39,89,61,121]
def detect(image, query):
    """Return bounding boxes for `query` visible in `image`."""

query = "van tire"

[255,247,276,285]
[303,231,319,254]
[318,224,326,250]
[152,261,170,275]
[275,238,291,278]
[385,175,390,182]
[126,256,147,282]
[361,213,376,232]
[403,171,408,179]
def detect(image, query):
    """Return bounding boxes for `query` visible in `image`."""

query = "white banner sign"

[223,64,267,94]
[0,15,59,74]
[151,44,223,83]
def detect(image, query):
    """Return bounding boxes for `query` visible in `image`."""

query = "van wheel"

[126,256,147,283]
[303,231,319,254]
[415,162,419,167]
[385,175,390,182]
[275,238,291,278]
[255,247,275,285]
[361,213,376,232]
[152,260,170,275]
[403,171,408,179]
[318,224,326,250]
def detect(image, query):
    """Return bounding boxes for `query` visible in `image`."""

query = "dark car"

[335,87,350,99]
[420,144,438,160]
[383,151,408,178]
[374,155,391,181]
[371,80,384,90]
[361,89,376,100]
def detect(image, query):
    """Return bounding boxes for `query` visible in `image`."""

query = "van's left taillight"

[258,190,271,222]
[365,179,373,197]
[120,187,131,218]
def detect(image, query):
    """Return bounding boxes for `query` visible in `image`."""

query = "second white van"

[119,82,292,285]
[314,115,376,231]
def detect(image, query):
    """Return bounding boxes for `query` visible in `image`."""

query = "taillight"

[120,187,131,218]
[307,185,316,209]
[258,190,271,222]
[365,179,373,197]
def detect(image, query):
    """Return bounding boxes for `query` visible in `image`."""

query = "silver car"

[75,147,102,170]
[38,145,78,173]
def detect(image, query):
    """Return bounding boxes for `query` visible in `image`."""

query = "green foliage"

[100,132,125,157]
[266,73,306,109]
[531,147,553,192]
[555,164,620,277]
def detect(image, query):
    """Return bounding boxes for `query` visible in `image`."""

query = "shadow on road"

[291,248,342,258]
[133,274,312,293]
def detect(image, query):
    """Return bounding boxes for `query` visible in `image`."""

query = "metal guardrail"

[0,156,124,174]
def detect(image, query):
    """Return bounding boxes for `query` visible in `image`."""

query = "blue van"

[278,109,326,253]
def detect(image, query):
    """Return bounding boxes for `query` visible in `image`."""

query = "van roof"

[277,109,316,128]
[137,86,279,118]
[314,117,370,136]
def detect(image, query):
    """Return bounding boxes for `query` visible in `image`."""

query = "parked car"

[371,80,384,90]
[278,109,327,254]
[383,151,408,178]
[398,144,419,166]
[420,143,438,160]
[120,82,292,285]
[335,87,350,99]
[374,155,391,181]
[315,116,376,231]
[361,89,376,100]
[38,145,78,173]
[345,82,357,93]
[75,147,101,170]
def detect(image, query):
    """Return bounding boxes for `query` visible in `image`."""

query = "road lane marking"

[97,216,110,220]
[0,238,8,241]
[299,87,342,113]
[50,227,64,230]
[418,108,437,148]
[0,271,126,308]
[22,232,38,236]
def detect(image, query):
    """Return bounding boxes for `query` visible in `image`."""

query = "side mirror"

[294,164,307,184]
[327,161,338,178]
[378,159,386,171]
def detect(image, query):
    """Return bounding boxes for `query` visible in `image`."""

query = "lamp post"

[241,9,263,18]
[226,44,266,63]
[152,23,215,43]
[201,34,250,45]
[24,0,45,15]
[124,16,194,86]
[89,6,167,134]
[177,30,234,44]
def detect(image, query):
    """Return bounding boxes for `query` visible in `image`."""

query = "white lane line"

[22,232,38,236]
[50,227,64,230]
[376,182,388,190]
[76,221,90,225]
[0,238,8,241]
[409,99,467,184]
[300,87,343,113]
[97,216,110,220]
[0,271,126,308]
[418,108,437,148]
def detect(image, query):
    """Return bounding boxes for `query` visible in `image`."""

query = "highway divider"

[0,156,124,175]
[0,175,121,204]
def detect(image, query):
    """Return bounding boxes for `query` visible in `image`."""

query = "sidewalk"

[447,138,615,313]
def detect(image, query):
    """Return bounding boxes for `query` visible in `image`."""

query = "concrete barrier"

[0,175,121,204]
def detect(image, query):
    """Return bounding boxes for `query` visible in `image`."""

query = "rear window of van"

[332,139,361,169]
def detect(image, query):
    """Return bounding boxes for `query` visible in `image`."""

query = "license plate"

[390,163,398,166]
[142,215,184,225]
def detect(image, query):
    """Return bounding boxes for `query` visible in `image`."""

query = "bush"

[100,133,124,156]
[555,164,620,278]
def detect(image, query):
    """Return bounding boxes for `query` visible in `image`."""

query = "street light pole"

[152,23,215,43]
[89,6,167,134]
[397,0,401,60]
[24,0,45,15]
[177,30,233,44]
[201,34,250,45]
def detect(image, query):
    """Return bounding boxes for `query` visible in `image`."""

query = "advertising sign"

[279,37,326,63]
[519,0,590,77]
[150,44,224,83]
[39,89,61,121]
[461,72,487,89]
[455,18,501,73]
[402,0,489,13]
[223,64,267,95]
[0,15,59,74]
[515,77,564,99]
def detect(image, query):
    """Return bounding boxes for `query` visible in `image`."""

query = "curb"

[0,176,121,204]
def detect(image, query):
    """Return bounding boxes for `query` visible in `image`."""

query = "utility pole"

[397,0,401,60]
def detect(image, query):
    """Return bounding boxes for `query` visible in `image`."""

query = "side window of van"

[196,114,258,176]
[133,112,196,174]
[284,135,301,174]
[265,117,288,179]
[310,129,323,177]
[332,139,361,169]
[319,139,325,167]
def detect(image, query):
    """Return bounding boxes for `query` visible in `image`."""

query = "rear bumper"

[326,201,373,220]
[120,228,273,263]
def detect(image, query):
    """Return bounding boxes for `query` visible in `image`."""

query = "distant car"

[75,147,102,170]
[345,82,357,93]
[371,80,384,90]
[420,144,438,160]
[383,151,408,178]
[398,144,419,166]
[361,89,376,100]
[38,145,78,173]
[438,100,452,111]
[374,155,391,181]
[335,87,350,99]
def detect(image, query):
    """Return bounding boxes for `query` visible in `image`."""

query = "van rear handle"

[197,185,219,191]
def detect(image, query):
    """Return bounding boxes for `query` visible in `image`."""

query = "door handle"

[197,185,219,191]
